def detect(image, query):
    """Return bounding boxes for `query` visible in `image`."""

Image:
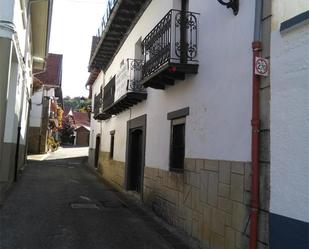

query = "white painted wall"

[44,88,55,97]
[13,0,26,56]
[89,72,104,150]
[0,0,15,39]
[1,0,34,148]
[3,58,19,144]
[29,90,43,127]
[91,0,255,170]
[270,0,309,222]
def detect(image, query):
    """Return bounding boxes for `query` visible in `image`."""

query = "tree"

[63,96,91,112]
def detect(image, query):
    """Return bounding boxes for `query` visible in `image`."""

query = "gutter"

[250,0,263,249]
[28,0,53,70]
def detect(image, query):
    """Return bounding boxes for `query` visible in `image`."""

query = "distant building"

[0,0,53,200]
[72,111,90,146]
[62,109,90,146]
[74,126,90,147]
[28,53,63,154]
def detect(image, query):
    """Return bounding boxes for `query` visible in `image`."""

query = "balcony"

[141,9,200,89]
[103,59,147,115]
[93,90,111,120]
[94,59,146,119]
[89,0,151,72]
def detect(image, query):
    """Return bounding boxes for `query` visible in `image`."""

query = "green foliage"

[63,96,91,112]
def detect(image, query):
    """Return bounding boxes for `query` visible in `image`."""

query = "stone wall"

[0,142,17,203]
[93,151,268,248]
[27,127,40,154]
[98,151,125,191]
[144,159,252,249]
[88,148,95,168]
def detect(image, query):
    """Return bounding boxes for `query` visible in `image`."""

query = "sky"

[49,0,107,98]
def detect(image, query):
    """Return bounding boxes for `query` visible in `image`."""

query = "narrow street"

[0,147,195,249]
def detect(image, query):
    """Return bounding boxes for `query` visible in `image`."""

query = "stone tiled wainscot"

[143,159,252,249]
[98,151,125,191]
[91,154,268,249]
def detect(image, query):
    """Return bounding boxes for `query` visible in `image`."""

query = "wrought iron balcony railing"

[93,91,102,119]
[104,58,147,115]
[95,0,118,47]
[141,9,199,88]
[93,59,147,119]
[114,59,145,101]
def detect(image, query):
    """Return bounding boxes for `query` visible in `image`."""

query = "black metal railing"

[114,58,145,101]
[142,9,199,79]
[95,0,118,46]
[127,58,144,92]
[93,91,102,118]
[103,76,115,110]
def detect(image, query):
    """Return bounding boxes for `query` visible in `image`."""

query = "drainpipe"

[250,0,263,249]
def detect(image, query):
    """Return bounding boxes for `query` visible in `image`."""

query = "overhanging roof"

[88,0,151,72]
[30,0,53,70]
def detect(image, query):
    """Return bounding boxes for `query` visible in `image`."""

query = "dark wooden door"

[95,136,100,168]
[128,129,143,193]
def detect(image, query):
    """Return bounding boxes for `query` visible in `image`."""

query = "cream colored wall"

[271,0,309,30]
[29,90,43,127]
[96,0,255,168]
[270,1,309,222]
[1,0,37,146]
[89,72,104,150]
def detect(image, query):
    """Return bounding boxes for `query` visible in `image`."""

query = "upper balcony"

[96,59,147,119]
[88,0,151,72]
[93,89,111,120]
[141,9,200,89]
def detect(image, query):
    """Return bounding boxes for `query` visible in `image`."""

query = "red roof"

[63,107,71,117]
[36,53,63,86]
[72,112,90,127]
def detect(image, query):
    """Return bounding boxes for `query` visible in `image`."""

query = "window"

[167,107,189,172]
[170,118,186,172]
[110,130,115,159]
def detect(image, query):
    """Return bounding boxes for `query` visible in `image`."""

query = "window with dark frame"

[169,118,186,172]
[167,107,189,172]
[110,130,115,159]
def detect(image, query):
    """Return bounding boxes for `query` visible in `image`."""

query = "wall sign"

[255,57,269,76]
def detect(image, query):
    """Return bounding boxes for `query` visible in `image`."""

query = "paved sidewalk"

[0,147,197,249]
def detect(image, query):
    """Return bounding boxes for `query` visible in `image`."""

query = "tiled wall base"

[144,159,253,249]
[0,143,25,203]
[0,142,17,182]
[98,151,125,191]
[91,153,268,249]
[88,148,95,168]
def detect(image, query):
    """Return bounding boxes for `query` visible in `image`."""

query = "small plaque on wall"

[255,57,269,76]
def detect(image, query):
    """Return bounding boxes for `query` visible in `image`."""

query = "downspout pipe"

[250,0,263,249]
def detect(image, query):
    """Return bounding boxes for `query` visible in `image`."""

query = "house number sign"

[255,57,269,76]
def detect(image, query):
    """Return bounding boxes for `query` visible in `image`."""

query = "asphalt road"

[0,147,195,249]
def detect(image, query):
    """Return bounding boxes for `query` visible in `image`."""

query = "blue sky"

[49,0,107,98]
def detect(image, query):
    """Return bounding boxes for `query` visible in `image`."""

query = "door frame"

[94,134,101,169]
[125,114,147,198]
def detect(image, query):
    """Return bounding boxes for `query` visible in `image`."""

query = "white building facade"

[86,0,308,248]
[27,53,63,154]
[0,0,53,200]
[269,1,309,248]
